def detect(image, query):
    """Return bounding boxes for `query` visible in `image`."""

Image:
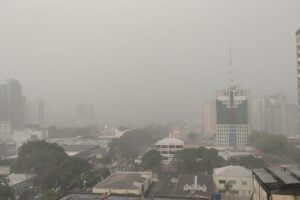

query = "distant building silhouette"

[202,102,216,135]
[0,79,24,130]
[296,29,300,134]
[26,99,45,125]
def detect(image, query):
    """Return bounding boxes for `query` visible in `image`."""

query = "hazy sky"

[1,0,300,123]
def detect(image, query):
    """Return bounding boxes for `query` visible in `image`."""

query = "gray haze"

[1,0,300,123]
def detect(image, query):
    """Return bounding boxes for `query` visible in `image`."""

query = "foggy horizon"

[1,0,300,123]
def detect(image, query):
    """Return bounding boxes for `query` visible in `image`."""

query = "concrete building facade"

[213,166,252,196]
[155,137,184,164]
[216,87,250,148]
[202,102,216,135]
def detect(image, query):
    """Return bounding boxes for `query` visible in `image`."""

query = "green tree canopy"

[141,150,162,170]
[172,146,225,173]
[15,141,92,191]
[0,176,15,200]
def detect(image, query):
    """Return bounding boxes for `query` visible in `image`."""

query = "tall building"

[285,103,298,136]
[26,99,45,125]
[216,87,249,148]
[296,29,300,134]
[202,102,216,135]
[0,82,9,122]
[250,93,297,136]
[5,79,24,130]
[250,98,266,132]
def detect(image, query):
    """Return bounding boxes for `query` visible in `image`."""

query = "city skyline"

[1,0,300,123]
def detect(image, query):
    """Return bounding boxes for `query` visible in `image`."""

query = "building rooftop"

[253,165,300,195]
[58,193,141,200]
[146,173,214,198]
[93,171,152,191]
[214,166,251,178]
[59,193,105,200]
[155,138,184,146]
[8,173,36,186]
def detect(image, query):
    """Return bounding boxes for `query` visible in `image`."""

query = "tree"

[107,126,169,161]
[141,150,162,170]
[237,155,265,169]
[172,147,225,173]
[248,131,300,164]
[70,168,111,189]
[15,141,92,192]
[0,176,15,200]
[40,190,58,200]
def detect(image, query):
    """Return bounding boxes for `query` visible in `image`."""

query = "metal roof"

[253,169,277,184]
[269,168,300,185]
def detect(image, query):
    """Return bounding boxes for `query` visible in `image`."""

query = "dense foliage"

[172,146,225,173]
[249,131,300,164]
[141,150,162,171]
[227,155,265,169]
[106,126,168,162]
[14,141,102,193]
[70,168,111,189]
[0,176,15,200]
[40,190,59,200]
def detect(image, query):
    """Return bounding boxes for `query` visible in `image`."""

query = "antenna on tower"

[228,36,235,88]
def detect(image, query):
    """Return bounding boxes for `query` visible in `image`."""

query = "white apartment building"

[213,166,252,196]
[155,137,184,164]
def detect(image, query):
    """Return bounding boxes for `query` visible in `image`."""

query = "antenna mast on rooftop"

[228,37,235,88]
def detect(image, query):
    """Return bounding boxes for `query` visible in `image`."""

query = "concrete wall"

[213,174,252,196]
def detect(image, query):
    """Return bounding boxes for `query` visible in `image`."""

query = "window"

[242,181,247,185]
[219,180,226,184]
[228,180,237,184]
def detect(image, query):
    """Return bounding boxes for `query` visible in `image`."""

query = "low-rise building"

[213,166,252,196]
[147,173,214,199]
[92,171,152,196]
[0,165,10,175]
[155,138,184,164]
[8,173,36,197]
[253,165,300,200]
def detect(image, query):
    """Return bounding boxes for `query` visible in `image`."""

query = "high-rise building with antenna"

[215,39,250,148]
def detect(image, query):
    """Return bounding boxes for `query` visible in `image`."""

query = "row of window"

[156,145,183,149]
[219,179,248,185]
[159,151,176,155]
